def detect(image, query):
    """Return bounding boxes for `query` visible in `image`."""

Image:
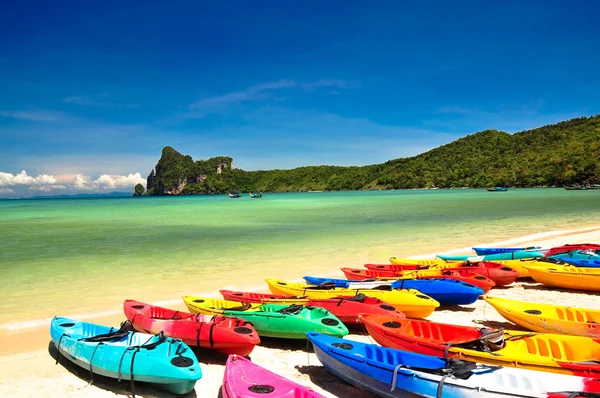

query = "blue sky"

[1,0,599,196]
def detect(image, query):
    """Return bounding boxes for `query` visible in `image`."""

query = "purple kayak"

[223,354,325,397]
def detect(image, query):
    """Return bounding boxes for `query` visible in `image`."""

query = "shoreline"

[2,225,599,355]
[1,227,599,397]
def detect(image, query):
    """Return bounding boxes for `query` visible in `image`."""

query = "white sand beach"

[1,228,599,397]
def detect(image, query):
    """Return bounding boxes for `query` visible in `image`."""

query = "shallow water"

[1,188,599,327]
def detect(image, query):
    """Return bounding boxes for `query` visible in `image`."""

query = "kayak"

[552,250,600,261]
[483,296,600,338]
[524,265,600,291]
[473,246,542,256]
[558,258,600,268]
[438,250,545,261]
[219,290,405,325]
[265,278,439,318]
[545,244,600,257]
[50,316,201,395]
[182,296,349,339]
[340,267,495,292]
[359,315,600,377]
[367,261,518,286]
[479,258,566,278]
[307,332,600,398]
[387,258,463,267]
[223,354,325,398]
[123,299,260,356]
[303,276,484,306]
[219,289,310,305]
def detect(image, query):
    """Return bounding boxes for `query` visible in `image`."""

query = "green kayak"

[182,296,349,339]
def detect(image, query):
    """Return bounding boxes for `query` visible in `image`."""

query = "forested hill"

[142,115,600,195]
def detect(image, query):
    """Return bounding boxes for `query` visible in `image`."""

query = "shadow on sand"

[48,341,198,398]
[436,305,476,313]
[255,336,313,351]
[471,319,529,331]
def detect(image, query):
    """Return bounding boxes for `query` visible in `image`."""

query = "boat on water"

[249,192,262,198]
[487,187,508,192]
[564,185,588,190]
[588,184,600,189]
[228,192,242,198]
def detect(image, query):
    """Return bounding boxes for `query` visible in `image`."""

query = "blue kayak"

[303,276,483,306]
[551,250,600,261]
[306,332,599,398]
[555,258,600,268]
[438,250,545,261]
[472,246,541,256]
[50,317,201,395]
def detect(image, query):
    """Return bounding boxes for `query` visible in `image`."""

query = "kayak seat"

[345,293,367,303]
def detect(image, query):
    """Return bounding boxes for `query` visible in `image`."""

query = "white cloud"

[0,171,146,196]
[73,173,146,191]
[0,171,58,186]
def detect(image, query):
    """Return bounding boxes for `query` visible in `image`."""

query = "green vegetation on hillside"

[144,115,600,195]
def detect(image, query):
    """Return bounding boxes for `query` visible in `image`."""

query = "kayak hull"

[265,278,439,319]
[341,267,495,292]
[223,354,325,397]
[308,333,600,398]
[219,289,406,324]
[360,315,600,377]
[303,276,484,306]
[367,262,517,286]
[483,296,600,338]
[183,296,349,339]
[123,299,260,356]
[525,265,600,291]
[50,317,201,395]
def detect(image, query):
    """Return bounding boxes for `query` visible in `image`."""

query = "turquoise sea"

[1,188,599,328]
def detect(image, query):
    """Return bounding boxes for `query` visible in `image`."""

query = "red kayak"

[123,299,260,356]
[218,290,405,324]
[359,314,600,378]
[340,267,495,293]
[365,262,517,286]
[545,243,600,257]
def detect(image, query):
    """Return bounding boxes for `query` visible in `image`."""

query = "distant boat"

[564,185,588,190]
[487,187,508,192]
[228,192,242,198]
[587,184,600,190]
[249,192,262,198]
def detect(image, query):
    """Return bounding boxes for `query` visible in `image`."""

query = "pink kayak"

[223,354,325,398]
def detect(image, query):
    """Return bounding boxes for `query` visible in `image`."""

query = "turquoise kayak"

[50,317,201,395]
[551,250,600,261]
[438,250,545,262]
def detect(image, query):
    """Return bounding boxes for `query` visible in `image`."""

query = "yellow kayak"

[265,279,439,318]
[388,257,463,268]
[483,296,600,337]
[182,296,263,316]
[451,329,600,376]
[488,259,559,278]
[524,265,600,291]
